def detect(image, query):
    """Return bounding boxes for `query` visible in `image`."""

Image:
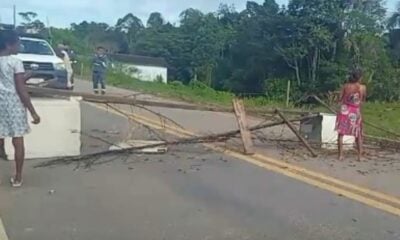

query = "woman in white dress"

[0,30,40,187]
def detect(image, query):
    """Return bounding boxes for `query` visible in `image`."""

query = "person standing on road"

[57,43,74,90]
[336,69,366,162]
[92,46,108,95]
[0,30,41,187]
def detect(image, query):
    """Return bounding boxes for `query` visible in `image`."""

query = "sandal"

[10,177,23,188]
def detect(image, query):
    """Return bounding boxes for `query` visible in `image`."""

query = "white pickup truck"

[15,36,70,89]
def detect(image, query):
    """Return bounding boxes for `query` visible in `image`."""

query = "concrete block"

[300,113,355,150]
[5,97,81,159]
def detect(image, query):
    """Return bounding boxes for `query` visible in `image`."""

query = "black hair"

[0,30,19,51]
[97,46,105,50]
[349,69,362,83]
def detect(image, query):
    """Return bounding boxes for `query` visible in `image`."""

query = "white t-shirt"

[61,50,73,72]
[0,55,25,94]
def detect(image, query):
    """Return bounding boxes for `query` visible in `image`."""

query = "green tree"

[218,1,284,94]
[18,11,45,33]
[116,13,144,49]
[19,11,38,23]
[33,0,400,100]
[147,12,164,28]
[178,9,234,85]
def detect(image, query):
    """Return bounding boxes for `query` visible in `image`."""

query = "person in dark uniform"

[92,46,108,94]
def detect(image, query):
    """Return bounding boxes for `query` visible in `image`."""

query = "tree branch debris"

[35,113,316,168]
[29,86,399,168]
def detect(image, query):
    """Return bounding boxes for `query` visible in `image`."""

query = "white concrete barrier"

[300,113,355,150]
[5,97,81,160]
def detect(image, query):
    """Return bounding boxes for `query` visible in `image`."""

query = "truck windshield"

[20,39,54,55]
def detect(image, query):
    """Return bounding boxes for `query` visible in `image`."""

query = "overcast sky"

[0,0,398,28]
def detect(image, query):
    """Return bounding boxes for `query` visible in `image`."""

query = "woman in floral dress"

[0,30,40,187]
[336,69,367,162]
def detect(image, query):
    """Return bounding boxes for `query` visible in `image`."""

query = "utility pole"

[47,16,53,43]
[13,5,16,28]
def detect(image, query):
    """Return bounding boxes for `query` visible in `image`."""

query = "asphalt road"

[0,84,399,239]
[72,80,400,197]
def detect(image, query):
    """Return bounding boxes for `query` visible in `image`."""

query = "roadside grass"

[107,71,287,110]
[362,102,400,137]
[105,71,400,139]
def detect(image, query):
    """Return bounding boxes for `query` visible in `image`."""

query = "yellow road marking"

[0,218,9,240]
[93,103,400,217]
[128,109,400,206]
[251,153,400,206]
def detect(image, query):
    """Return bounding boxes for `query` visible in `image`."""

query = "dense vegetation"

[19,0,400,101]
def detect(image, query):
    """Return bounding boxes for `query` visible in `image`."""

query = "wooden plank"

[286,80,291,107]
[28,86,323,118]
[233,99,255,155]
[109,140,168,154]
[262,109,319,116]
[275,109,318,157]
[27,86,232,113]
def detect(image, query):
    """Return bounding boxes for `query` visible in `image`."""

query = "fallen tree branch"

[262,109,319,116]
[106,104,184,140]
[105,103,168,142]
[364,135,400,143]
[28,86,232,113]
[34,133,228,168]
[28,86,321,119]
[35,114,318,168]
[275,109,318,157]
[364,135,400,150]
[125,103,186,131]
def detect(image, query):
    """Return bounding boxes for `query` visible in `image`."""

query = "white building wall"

[121,63,167,83]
